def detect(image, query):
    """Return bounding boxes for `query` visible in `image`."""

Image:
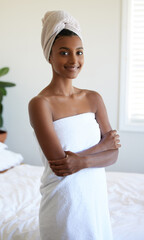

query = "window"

[119,0,144,132]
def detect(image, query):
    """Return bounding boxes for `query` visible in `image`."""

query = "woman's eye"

[60,51,69,56]
[77,51,83,56]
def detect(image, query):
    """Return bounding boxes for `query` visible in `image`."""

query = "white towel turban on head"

[41,10,83,62]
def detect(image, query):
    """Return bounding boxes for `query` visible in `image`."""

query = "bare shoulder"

[85,89,102,99]
[28,95,52,128]
[29,95,51,114]
[28,95,65,160]
[79,89,111,134]
[29,84,54,108]
[81,89,104,112]
[86,90,112,134]
[29,94,50,109]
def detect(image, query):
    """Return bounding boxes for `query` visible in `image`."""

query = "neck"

[49,77,75,96]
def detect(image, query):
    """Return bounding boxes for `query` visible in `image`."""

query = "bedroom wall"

[0,0,144,173]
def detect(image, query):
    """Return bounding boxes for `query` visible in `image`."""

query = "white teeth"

[66,67,77,71]
[65,66,79,69]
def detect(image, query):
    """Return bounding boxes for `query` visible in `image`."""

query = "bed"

[0,145,144,240]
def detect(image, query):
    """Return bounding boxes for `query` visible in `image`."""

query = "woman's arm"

[78,92,121,155]
[49,149,119,176]
[49,92,121,176]
[78,129,120,155]
[28,96,66,160]
[80,149,119,168]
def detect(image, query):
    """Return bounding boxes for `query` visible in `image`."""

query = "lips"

[64,65,80,72]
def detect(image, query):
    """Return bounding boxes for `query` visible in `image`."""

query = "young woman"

[29,10,121,240]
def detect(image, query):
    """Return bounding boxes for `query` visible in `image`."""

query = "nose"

[69,53,77,64]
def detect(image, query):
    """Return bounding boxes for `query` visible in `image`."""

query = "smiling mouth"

[64,65,80,71]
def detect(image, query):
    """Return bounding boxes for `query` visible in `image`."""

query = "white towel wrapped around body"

[39,113,113,240]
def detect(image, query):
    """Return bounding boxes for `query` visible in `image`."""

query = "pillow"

[0,142,8,152]
[0,144,23,172]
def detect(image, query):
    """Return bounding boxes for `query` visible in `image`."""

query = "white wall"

[0,0,144,173]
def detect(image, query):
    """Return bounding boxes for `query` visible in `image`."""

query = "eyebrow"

[59,47,84,50]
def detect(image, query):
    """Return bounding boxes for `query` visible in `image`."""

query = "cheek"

[80,57,84,67]
[80,54,84,62]
[51,59,65,74]
[51,55,65,65]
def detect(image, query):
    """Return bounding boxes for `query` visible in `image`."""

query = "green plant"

[0,67,16,128]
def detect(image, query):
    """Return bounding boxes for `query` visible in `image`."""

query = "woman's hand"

[49,151,85,177]
[100,130,121,151]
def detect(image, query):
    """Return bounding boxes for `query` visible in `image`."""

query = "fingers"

[49,159,65,166]
[54,169,71,176]
[111,130,120,139]
[49,160,67,174]
[49,161,70,176]
[116,138,121,148]
[49,154,72,176]
[110,129,118,136]
[117,144,121,148]
[104,130,118,138]
[115,134,121,148]
[48,151,78,177]
[50,165,73,177]
[110,130,121,149]
[50,165,66,171]
[49,154,68,165]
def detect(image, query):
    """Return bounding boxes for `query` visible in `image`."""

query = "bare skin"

[29,35,121,177]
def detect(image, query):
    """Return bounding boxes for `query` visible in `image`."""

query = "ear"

[48,50,52,63]
[48,57,51,64]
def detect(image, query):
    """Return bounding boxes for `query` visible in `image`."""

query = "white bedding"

[0,165,43,240]
[107,172,144,240]
[0,164,144,240]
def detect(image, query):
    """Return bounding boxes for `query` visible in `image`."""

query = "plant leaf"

[0,81,16,87]
[0,87,7,96]
[0,114,3,128]
[0,67,9,77]
[0,95,3,102]
[0,103,3,114]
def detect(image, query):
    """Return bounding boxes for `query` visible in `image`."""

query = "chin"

[65,72,80,79]
[67,75,78,80]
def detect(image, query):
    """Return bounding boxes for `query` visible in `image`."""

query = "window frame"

[119,0,144,132]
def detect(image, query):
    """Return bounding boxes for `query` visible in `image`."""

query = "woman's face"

[49,35,84,80]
